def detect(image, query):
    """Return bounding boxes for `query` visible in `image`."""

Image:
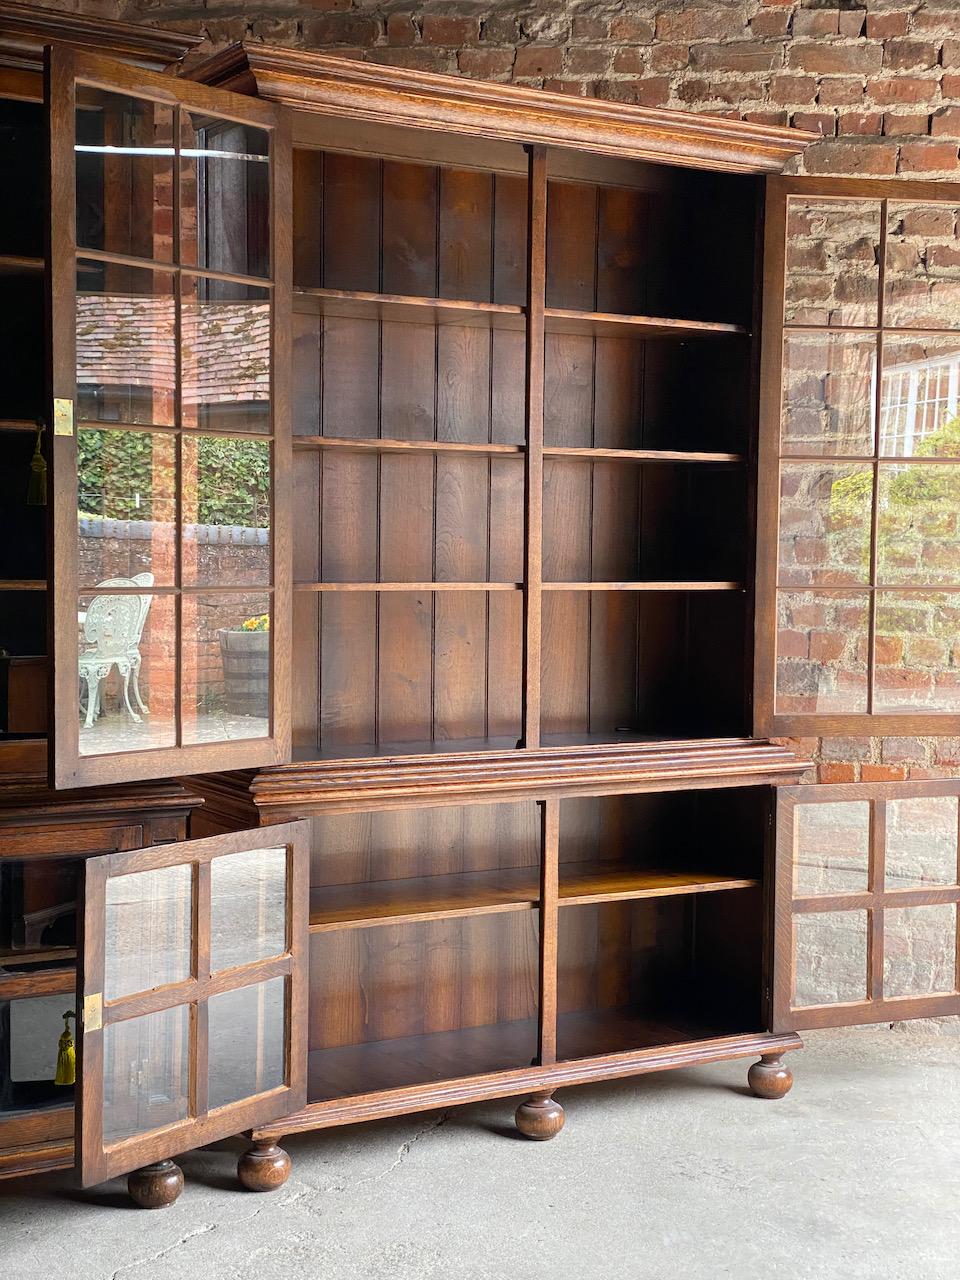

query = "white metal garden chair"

[79,573,153,728]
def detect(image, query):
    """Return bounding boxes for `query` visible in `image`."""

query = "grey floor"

[2,1024,958,1280]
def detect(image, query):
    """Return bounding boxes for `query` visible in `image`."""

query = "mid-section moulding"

[191,738,810,819]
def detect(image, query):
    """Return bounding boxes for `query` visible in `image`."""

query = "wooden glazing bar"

[294,581,522,592]
[543,446,745,463]
[76,246,275,292]
[543,307,748,339]
[522,144,547,749]
[868,799,886,1001]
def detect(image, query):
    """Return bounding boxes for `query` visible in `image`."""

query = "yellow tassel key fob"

[55,1010,76,1086]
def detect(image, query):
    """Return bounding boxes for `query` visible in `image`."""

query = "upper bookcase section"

[191,44,814,176]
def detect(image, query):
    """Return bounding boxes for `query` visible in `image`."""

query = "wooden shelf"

[544,308,748,339]
[0,254,43,275]
[295,735,523,762]
[0,420,40,435]
[294,435,524,456]
[544,446,745,464]
[293,286,526,330]
[295,581,522,592]
[0,580,46,591]
[308,862,757,932]
[308,1018,539,1102]
[557,1007,735,1061]
[310,866,539,931]
[543,581,744,592]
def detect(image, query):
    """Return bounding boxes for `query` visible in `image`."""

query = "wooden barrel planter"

[218,629,269,717]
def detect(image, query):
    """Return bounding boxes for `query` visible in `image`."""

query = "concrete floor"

[2,1025,958,1280]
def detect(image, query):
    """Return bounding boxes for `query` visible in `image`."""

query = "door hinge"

[53,397,74,437]
[83,992,103,1031]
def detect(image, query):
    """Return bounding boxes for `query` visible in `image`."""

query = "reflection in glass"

[75,87,174,262]
[181,593,270,745]
[775,590,869,715]
[102,1005,190,1145]
[104,863,192,1001]
[2,994,77,1114]
[780,332,877,456]
[885,203,960,330]
[784,198,881,327]
[76,261,176,427]
[778,463,872,587]
[0,858,80,974]
[181,277,271,433]
[884,904,957,997]
[880,334,960,457]
[794,910,868,1006]
[180,114,269,279]
[874,591,960,713]
[207,977,285,1111]
[886,796,959,890]
[795,801,870,896]
[77,430,176,588]
[78,590,176,756]
[182,436,271,587]
[210,847,287,973]
[877,464,960,586]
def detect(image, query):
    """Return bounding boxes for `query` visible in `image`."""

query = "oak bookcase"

[1,2,959,1211]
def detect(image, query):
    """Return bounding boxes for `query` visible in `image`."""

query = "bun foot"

[515,1093,565,1140]
[748,1053,793,1100]
[128,1159,183,1209]
[237,1140,292,1192]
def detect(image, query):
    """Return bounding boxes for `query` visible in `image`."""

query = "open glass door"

[46,46,292,787]
[78,822,308,1188]
[772,781,960,1031]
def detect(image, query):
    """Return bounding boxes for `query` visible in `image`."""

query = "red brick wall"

[59,0,960,781]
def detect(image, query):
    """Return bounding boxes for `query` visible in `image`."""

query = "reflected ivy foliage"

[77,432,269,528]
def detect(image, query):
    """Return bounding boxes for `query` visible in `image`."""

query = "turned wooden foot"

[748,1053,793,1100]
[127,1159,184,1209]
[237,1140,292,1192]
[515,1093,565,1140]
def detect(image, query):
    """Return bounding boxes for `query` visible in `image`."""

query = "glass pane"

[794,910,869,1006]
[76,260,176,427]
[181,277,271,434]
[877,463,960,586]
[181,114,270,279]
[784,197,881,327]
[181,593,270,745]
[884,904,958,997]
[182,436,271,587]
[5,994,76,1111]
[795,800,870,896]
[778,463,872,587]
[77,430,176,589]
[0,858,80,973]
[210,847,287,972]
[207,976,285,1110]
[775,590,869,715]
[885,203,960,330]
[880,334,960,457]
[79,590,176,756]
[75,87,174,262]
[104,863,192,1001]
[874,591,960,713]
[887,796,959,890]
[781,332,877,456]
[102,1005,189,1145]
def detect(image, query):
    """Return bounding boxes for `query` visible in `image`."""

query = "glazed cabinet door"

[755,175,960,739]
[46,46,292,788]
[77,821,308,1188]
[771,781,960,1031]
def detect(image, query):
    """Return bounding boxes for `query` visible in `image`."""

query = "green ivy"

[78,432,270,527]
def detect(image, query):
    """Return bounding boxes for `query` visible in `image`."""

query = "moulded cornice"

[191,43,816,175]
